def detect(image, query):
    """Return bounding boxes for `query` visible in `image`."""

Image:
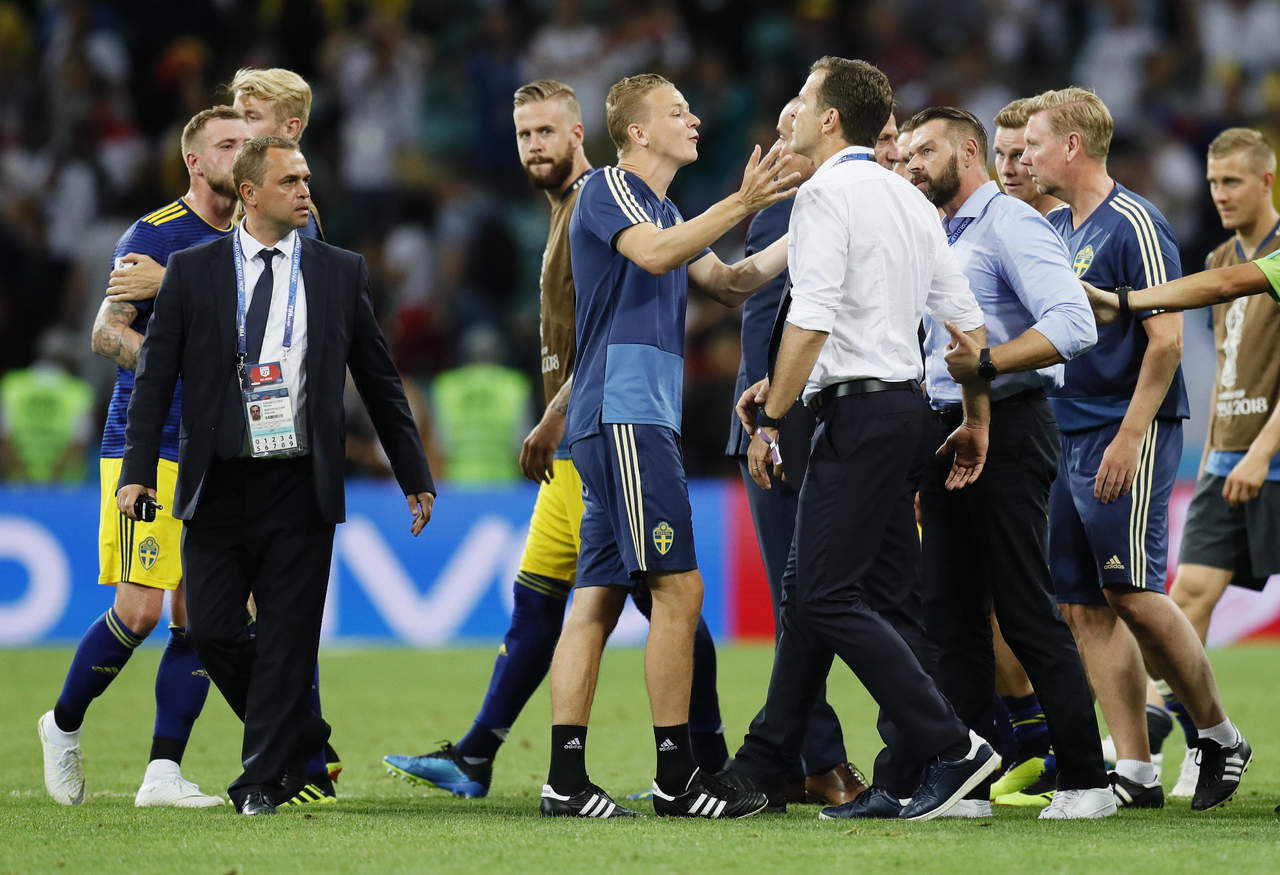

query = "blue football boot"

[383,742,491,798]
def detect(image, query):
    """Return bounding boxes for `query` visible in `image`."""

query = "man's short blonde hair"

[1208,127,1277,174]
[513,79,582,119]
[1026,87,1113,160]
[228,67,312,137]
[180,105,243,157]
[993,97,1034,131]
[605,73,672,156]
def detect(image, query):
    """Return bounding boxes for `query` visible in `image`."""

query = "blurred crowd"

[3,0,1279,484]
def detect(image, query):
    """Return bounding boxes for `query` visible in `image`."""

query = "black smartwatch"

[756,409,785,429]
[977,348,998,383]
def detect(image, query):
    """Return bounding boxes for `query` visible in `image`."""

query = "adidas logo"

[658,738,678,753]
[91,665,121,676]
[563,737,583,751]
[1104,555,1125,571]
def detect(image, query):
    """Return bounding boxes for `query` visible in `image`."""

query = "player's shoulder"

[137,199,188,229]
[1106,184,1175,238]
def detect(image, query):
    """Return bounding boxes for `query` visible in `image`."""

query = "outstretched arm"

[1086,262,1272,323]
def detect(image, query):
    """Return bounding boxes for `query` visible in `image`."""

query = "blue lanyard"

[232,228,301,361]
[945,192,1005,247]
[834,151,875,166]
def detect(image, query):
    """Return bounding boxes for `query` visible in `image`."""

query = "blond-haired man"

[539,72,797,819]
[993,98,1064,217]
[1023,87,1250,812]
[38,107,250,810]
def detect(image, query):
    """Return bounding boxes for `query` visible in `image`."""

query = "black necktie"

[245,248,278,364]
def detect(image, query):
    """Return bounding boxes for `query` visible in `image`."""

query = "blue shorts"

[571,423,697,588]
[1049,419,1182,605]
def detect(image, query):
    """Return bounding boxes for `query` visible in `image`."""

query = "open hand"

[107,253,165,302]
[937,423,987,490]
[737,143,801,214]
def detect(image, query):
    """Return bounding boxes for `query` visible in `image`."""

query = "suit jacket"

[120,233,433,524]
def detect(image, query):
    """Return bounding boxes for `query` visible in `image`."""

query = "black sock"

[654,723,696,793]
[548,725,588,795]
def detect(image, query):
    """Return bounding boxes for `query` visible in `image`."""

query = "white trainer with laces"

[38,710,85,805]
[1038,787,1117,820]
[939,799,993,818]
[1171,747,1199,798]
[135,759,225,808]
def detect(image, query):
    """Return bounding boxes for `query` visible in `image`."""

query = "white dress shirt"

[785,145,985,402]
[237,223,309,424]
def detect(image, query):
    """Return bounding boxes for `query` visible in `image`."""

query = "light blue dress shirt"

[924,180,1097,410]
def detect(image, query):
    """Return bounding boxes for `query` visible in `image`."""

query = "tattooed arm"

[91,299,143,370]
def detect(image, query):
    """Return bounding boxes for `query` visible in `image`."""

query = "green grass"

[3,644,1278,874]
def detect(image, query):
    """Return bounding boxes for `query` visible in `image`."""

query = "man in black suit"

[117,136,435,815]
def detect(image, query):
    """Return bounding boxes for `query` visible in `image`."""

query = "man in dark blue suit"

[725,99,864,805]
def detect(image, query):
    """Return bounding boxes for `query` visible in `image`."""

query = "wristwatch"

[977,348,998,383]
[757,409,785,429]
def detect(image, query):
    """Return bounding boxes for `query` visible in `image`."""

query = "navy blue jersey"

[1047,183,1189,432]
[725,199,791,456]
[566,166,709,444]
[101,199,233,460]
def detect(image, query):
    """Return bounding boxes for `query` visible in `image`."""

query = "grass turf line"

[3,644,1277,874]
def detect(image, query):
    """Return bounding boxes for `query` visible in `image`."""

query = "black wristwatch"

[977,348,998,383]
[757,409,785,429]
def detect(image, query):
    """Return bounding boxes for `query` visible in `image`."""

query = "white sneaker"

[38,711,85,805]
[1171,747,1199,798]
[939,798,992,818]
[135,760,225,808]
[1038,787,1117,820]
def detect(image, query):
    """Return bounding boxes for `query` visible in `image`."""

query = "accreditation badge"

[241,361,303,458]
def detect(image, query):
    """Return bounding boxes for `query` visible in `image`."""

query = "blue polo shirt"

[924,181,1096,409]
[1046,182,1189,432]
[566,166,709,445]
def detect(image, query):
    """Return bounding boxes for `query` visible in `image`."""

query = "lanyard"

[945,191,1005,247]
[834,151,875,166]
[232,229,301,362]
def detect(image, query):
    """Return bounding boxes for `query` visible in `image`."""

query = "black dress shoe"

[239,790,277,815]
[818,786,903,819]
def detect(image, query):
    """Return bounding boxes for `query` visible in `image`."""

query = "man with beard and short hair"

[383,79,735,799]
[38,106,249,809]
[904,106,1112,820]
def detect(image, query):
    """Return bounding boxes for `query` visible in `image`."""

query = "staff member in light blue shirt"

[902,106,1114,821]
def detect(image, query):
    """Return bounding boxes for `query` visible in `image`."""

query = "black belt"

[808,378,920,413]
[933,387,1045,418]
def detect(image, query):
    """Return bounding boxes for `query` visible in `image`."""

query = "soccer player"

[539,73,797,819]
[37,107,249,808]
[382,80,734,797]
[1022,87,1250,812]
[106,68,323,304]
[993,97,1065,217]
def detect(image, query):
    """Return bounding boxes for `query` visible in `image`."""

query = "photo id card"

[241,361,303,458]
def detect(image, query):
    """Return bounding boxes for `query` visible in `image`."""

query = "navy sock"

[1004,693,1051,758]
[654,723,696,793]
[548,724,588,795]
[1160,691,1198,748]
[457,574,569,760]
[148,625,210,765]
[54,608,146,732]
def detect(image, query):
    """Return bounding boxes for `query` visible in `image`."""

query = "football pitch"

[3,644,1277,874]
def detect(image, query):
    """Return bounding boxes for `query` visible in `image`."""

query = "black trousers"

[735,389,967,794]
[182,456,335,806]
[739,458,846,778]
[920,395,1106,791]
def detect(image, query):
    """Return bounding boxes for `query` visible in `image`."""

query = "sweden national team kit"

[567,166,710,586]
[1046,183,1189,604]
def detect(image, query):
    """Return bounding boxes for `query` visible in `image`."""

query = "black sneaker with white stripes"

[1109,771,1164,808]
[1192,734,1252,811]
[540,782,642,818]
[651,768,769,819]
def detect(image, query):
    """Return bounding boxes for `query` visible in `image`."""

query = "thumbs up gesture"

[943,321,983,384]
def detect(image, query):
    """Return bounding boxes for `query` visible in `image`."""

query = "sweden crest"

[1072,245,1095,277]
[652,521,674,556]
[138,536,160,570]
